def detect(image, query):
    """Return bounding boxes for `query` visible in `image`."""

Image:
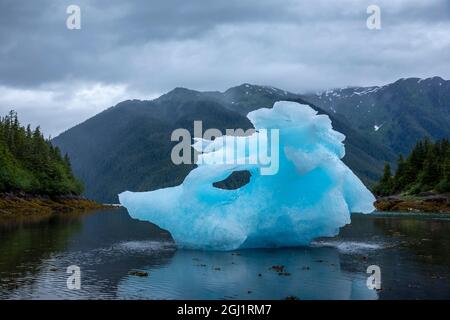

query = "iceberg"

[119,101,375,250]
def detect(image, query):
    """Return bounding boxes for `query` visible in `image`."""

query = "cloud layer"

[1,0,449,136]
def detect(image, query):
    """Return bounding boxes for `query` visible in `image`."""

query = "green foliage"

[373,138,450,196]
[0,111,83,195]
[373,163,394,196]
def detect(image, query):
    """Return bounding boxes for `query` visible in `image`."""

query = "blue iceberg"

[119,101,375,250]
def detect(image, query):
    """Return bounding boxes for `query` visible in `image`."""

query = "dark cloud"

[0,0,449,135]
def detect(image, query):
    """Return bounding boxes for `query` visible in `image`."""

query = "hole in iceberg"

[212,170,251,190]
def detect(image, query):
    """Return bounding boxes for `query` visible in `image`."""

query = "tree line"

[374,138,450,196]
[0,111,83,195]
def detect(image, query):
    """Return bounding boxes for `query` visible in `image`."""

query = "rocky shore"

[374,193,450,213]
[0,192,112,220]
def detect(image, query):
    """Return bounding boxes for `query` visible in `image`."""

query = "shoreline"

[374,193,450,213]
[3,192,450,220]
[0,193,114,220]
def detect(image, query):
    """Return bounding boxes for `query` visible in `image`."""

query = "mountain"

[303,77,450,157]
[53,84,392,202]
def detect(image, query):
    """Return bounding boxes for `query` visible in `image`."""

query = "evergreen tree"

[393,154,406,192]
[374,138,450,196]
[0,111,83,195]
[373,163,393,196]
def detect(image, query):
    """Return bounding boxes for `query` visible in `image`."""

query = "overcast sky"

[1,0,449,136]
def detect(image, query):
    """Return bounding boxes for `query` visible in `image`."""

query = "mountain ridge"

[303,76,450,156]
[52,78,448,202]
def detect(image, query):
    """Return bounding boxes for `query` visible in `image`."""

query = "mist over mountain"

[52,78,449,203]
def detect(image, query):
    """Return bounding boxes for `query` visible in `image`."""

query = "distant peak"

[157,87,201,101]
[395,76,446,84]
[225,83,290,96]
[227,83,260,90]
[424,76,445,83]
[167,87,199,95]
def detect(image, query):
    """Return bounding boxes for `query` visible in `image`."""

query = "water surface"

[0,209,449,299]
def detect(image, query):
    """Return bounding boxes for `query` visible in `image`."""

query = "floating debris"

[128,270,149,277]
[270,265,285,272]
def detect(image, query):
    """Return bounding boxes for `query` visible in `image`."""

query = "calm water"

[0,208,450,300]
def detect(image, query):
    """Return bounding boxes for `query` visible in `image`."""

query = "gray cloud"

[0,0,449,135]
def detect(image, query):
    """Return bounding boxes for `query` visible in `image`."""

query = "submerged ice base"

[119,101,375,250]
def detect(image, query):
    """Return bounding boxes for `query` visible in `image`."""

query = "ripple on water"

[113,241,176,253]
[310,240,387,254]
